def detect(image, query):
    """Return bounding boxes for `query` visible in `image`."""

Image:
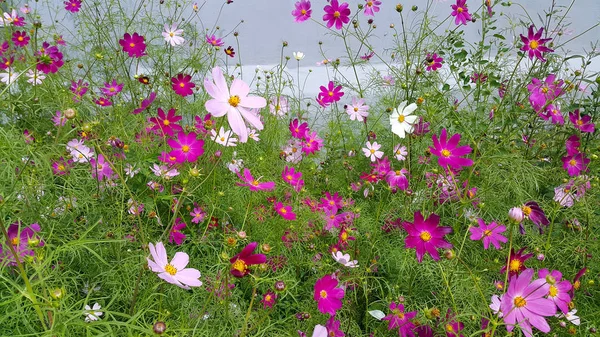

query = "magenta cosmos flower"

[382,302,417,336]
[132,92,156,114]
[562,153,589,177]
[500,247,533,276]
[172,74,196,97]
[451,0,472,26]
[444,309,464,337]
[229,242,266,278]
[425,53,443,71]
[119,32,146,58]
[314,274,345,316]
[402,211,453,263]
[292,0,312,22]
[205,34,224,47]
[317,81,344,107]
[538,269,572,314]
[500,268,556,337]
[12,31,29,47]
[149,108,183,137]
[261,291,277,309]
[147,242,202,290]
[236,168,275,191]
[519,201,550,234]
[167,132,205,163]
[569,109,595,133]
[101,79,123,97]
[363,0,381,16]
[90,154,114,181]
[169,218,187,245]
[274,201,297,221]
[204,67,267,143]
[323,0,351,30]
[520,25,553,62]
[429,129,473,170]
[282,166,304,192]
[469,218,507,250]
[36,42,64,74]
[1,222,44,266]
[64,0,82,13]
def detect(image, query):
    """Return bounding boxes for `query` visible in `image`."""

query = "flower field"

[0,0,598,336]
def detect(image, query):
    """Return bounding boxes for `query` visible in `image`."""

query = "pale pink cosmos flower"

[362,141,383,162]
[162,24,185,46]
[346,97,369,121]
[332,251,358,268]
[151,163,179,180]
[147,242,202,290]
[393,144,407,161]
[204,67,267,142]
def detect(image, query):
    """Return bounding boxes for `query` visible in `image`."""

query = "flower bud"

[64,108,77,120]
[396,4,403,12]
[274,280,286,292]
[508,207,524,223]
[153,321,167,334]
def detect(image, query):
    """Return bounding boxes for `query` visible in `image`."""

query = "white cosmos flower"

[332,251,359,268]
[83,303,103,322]
[293,51,305,60]
[162,24,185,46]
[211,126,238,147]
[27,70,45,85]
[556,309,580,326]
[389,101,418,138]
[0,68,18,85]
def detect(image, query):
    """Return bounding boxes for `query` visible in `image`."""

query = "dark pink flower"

[562,153,589,177]
[190,204,206,224]
[314,274,345,316]
[468,218,507,250]
[318,81,344,105]
[171,73,195,97]
[282,166,304,192]
[402,211,453,263]
[36,42,64,74]
[1,222,44,266]
[565,135,580,156]
[149,108,183,137]
[527,74,563,112]
[325,316,345,337]
[500,247,533,276]
[169,218,187,245]
[101,79,124,96]
[94,97,112,107]
[385,168,409,190]
[230,242,266,278]
[167,132,205,163]
[429,129,473,170]
[274,201,297,221]
[382,302,417,335]
[261,291,277,309]
[538,269,572,314]
[363,0,381,16]
[52,157,73,175]
[11,31,29,47]
[444,309,464,337]
[541,104,564,125]
[236,168,275,191]
[323,0,351,30]
[70,79,89,102]
[451,0,472,26]
[425,53,443,71]
[519,201,549,234]
[520,25,553,62]
[289,119,309,139]
[90,154,114,181]
[132,92,156,114]
[569,109,595,133]
[206,34,224,47]
[119,32,146,58]
[292,0,312,22]
[64,0,82,12]
[302,131,323,154]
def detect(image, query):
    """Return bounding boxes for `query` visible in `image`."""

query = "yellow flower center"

[569,159,577,166]
[97,164,103,170]
[367,1,373,6]
[320,290,328,299]
[341,232,349,241]
[509,259,521,272]
[577,119,583,126]
[58,164,65,171]
[179,82,185,88]
[301,9,307,15]
[11,237,19,245]
[420,231,432,242]
[252,180,259,186]
[521,206,532,216]
[446,324,454,332]
[354,107,359,112]
[328,91,334,97]
[169,32,174,37]
[441,149,451,157]
[457,7,463,13]
[397,115,405,123]
[392,309,404,319]
[541,87,549,94]
[232,259,247,273]
[529,40,539,50]
[280,208,287,214]
[182,145,190,153]
[333,11,340,18]
[229,95,240,107]
[163,119,170,126]
[129,43,135,48]
[164,263,177,276]
[265,295,272,301]
[18,36,23,42]
[513,296,527,308]
[483,230,492,237]
[549,285,558,297]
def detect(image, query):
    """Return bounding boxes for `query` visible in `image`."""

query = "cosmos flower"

[538,269,572,314]
[389,101,418,138]
[205,34,224,47]
[323,0,350,30]
[282,166,304,192]
[171,73,196,97]
[162,24,185,46]
[332,251,358,268]
[362,141,383,162]
[12,31,29,47]
[229,242,266,278]
[289,119,309,139]
[561,153,589,177]
[132,92,156,114]
[569,109,595,133]
[224,46,235,58]
[429,129,473,170]
[65,0,82,13]
[149,108,183,137]
[147,242,202,290]
[83,303,103,322]
[0,222,44,266]
[345,97,369,121]
[318,81,344,106]
[363,0,381,16]
[500,247,533,276]
[204,67,267,142]
[261,291,277,309]
[119,32,146,58]
[236,168,275,191]
[520,25,553,62]
[402,211,453,263]
[167,132,204,163]
[450,0,472,25]
[382,302,417,336]
[169,218,187,245]
[468,218,507,250]
[425,53,443,71]
[444,309,464,337]
[100,80,124,96]
[274,201,297,221]
[292,0,312,22]
[90,154,114,181]
[314,274,345,316]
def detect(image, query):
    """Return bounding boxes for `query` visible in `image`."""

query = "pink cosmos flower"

[318,81,344,106]
[190,205,207,224]
[527,74,563,112]
[314,274,345,316]
[94,97,112,107]
[302,131,324,155]
[147,242,202,290]
[382,302,417,336]
[132,92,156,114]
[541,104,564,125]
[363,0,381,16]
[169,218,187,245]
[345,97,369,121]
[385,169,409,191]
[3,10,26,26]
[64,0,82,13]
[52,111,66,127]
[36,42,65,74]
[429,129,473,170]
[292,0,312,22]
[70,79,89,102]
[11,31,29,47]
[468,218,507,250]
[172,74,195,97]
[101,79,124,97]
[167,132,204,163]
[500,247,533,276]
[236,168,275,191]
[362,141,383,162]
[451,0,472,25]
[325,317,345,337]
[538,269,572,314]
[425,53,443,71]
[90,154,114,181]
[206,34,224,47]
[274,201,297,221]
[444,309,464,337]
[562,153,589,177]
[289,119,309,139]
[323,0,351,30]
[204,67,267,143]
[565,135,580,156]
[282,166,304,192]
[0,222,44,266]
[149,108,183,137]
[393,144,407,161]
[519,201,550,234]
[261,291,277,309]
[52,157,73,176]
[230,242,266,278]
[569,109,595,133]
[402,211,453,263]
[520,25,553,62]
[500,269,556,337]
[119,32,146,58]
